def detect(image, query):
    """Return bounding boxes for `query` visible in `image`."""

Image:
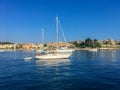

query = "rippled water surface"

[0,50,120,90]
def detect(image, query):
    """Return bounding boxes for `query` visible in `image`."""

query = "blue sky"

[0,0,120,43]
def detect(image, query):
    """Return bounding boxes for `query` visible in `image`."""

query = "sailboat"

[35,16,72,60]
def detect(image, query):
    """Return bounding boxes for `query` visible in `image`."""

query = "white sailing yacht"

[35,16,72,60]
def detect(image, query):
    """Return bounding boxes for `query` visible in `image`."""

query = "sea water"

[0,50,120,90]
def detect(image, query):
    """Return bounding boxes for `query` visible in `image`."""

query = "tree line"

[73,38,101,48]
[0,42,14,45]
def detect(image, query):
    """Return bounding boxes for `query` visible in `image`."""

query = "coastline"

[1,47,120,51]
[74,48,120,50]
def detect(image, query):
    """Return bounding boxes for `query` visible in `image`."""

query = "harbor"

[1,0,120,90]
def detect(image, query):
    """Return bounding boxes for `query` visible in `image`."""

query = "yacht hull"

[35,53,71,60]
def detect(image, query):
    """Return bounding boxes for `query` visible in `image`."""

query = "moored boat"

[88,48,97,52]
[35,52,71,60]
[0,50,4,52]
[35,16,73,60]
[24,57,32,60]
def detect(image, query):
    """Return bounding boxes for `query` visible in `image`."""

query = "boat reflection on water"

[35,59,71,67]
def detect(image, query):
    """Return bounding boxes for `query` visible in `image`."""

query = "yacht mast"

[42,28,44,44]
[56,16,59,43]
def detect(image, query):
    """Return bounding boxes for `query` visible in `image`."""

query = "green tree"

[85,38,92,47]
[73,41,80,47]
[93,39,101,48]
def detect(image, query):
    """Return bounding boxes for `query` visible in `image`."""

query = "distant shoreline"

[74,48,120,50]
[0,47,120,51]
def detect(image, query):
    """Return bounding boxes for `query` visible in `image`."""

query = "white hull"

[88,49,97,52]
[35,53,71,60]
[24,57,32,60]
[0,50,4,52]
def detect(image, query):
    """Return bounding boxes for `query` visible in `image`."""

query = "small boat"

[88,48,97,52]
[88,40,98,52]
[0,50,4,52]
[24,57,32,60]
